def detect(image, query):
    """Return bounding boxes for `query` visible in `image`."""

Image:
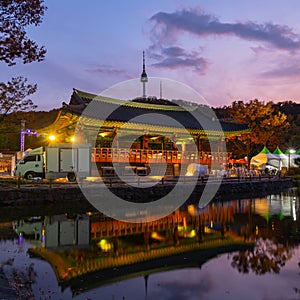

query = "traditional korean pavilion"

[39,53,248,175]
[39,88,248,175]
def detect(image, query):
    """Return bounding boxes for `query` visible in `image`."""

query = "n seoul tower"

[140,50,148,98]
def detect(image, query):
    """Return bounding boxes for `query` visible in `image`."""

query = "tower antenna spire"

[160,80,162,99]
[140,50,148,98]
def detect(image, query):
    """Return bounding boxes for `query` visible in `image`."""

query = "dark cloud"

[162,46,186,57]
[150,9,300,50]
[152,54,208,72]
[149,46,209,73]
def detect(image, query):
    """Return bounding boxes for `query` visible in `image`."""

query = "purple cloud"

[150,9,300,50]
[149,46,209,73]
[85,64,132,78]
[162,46,186,57]
[261,63,300,78]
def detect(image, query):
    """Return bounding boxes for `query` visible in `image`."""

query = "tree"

[0,0,47,66]
[226,100,289,164]
[0,76,37,123]
[231,238,293,275]
[0,109,59,150]
[0,1,47,132]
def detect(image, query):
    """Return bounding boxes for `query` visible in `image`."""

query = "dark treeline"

[0,109,59,151]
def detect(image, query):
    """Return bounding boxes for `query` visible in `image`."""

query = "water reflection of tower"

[144,274,149,300]
[140,50,148,98]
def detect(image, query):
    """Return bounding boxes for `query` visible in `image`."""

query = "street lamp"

[49,135,56,142]
[288,148,296,170]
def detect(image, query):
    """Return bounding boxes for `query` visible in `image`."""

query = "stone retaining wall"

[0,178,293,207]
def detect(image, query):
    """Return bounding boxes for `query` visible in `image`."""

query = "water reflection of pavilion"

[22,191,299,295]
[28,206,248,287]
[14,214,90,248]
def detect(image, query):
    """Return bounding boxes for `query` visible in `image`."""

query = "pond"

[0,188,299,300]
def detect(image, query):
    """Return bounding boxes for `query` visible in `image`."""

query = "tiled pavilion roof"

[39,89,249,138]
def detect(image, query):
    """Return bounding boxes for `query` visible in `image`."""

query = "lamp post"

[288,148,296,170]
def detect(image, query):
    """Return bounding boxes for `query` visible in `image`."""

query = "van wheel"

[25,172,35,180]
[67,173,76,182]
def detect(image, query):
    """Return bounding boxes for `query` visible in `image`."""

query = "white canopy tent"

[251,146,300,169]
[251,146,275,167]
[268,147,288,169]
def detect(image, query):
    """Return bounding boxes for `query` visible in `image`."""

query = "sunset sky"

[2,0,300,110]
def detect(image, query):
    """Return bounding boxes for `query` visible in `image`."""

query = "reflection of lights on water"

[18,232,23,244]
[187,205,198,216]
[188,229,196,238]
[41,229,45,248]
[292,199,297,221]
[204,227,214,234]
[177,226,184,232]
[98,239,112,251]
[151,232,165,241]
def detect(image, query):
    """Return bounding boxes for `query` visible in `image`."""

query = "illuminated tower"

[140,50,148,98]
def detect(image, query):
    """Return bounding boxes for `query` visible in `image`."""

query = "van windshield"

[23,155,37,163]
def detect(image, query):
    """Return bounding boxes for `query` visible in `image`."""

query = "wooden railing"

[92,148,228,165]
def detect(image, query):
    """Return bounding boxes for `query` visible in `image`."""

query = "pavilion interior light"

[99,132,110,137]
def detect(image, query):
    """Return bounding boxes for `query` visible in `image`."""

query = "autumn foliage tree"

[225,100,289,164]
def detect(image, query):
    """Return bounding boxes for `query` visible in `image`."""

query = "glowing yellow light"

[178,225,184,232]
[188,229,196,238]
[70,136,75,142]
[98,239,112,251]
[151,232,165,241]
[99,132,110,137]
[49,135,56,141]
[187,205,198,216]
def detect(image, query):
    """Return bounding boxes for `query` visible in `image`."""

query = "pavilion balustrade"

[92,148,228,165]
[91,212,194,238]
